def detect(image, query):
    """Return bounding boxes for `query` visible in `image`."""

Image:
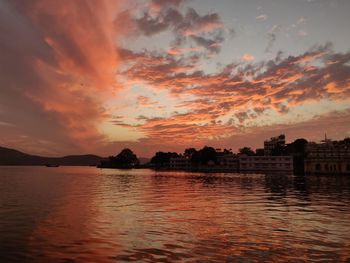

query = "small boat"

[45,164,60,167]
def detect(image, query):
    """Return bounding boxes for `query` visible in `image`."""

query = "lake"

[0,166,350,262]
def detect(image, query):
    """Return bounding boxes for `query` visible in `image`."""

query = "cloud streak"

[1,0,350,157]
[115,43,350,151]
[0,0,125,154]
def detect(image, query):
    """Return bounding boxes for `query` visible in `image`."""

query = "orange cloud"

[5,0,128,152]
[22,0,121,88]
[2,1,350,157]
[114,44,350,149]
[242,53,255,61]
[137,96,158,107]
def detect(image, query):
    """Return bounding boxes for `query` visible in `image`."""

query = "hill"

[0,146,104,166]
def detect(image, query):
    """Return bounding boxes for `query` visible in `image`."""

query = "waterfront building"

[304,138,350,175]
[264,134,286,156]
[216,150,239,171]
[169,156,191,170]
[169,150,239,172]
[238,155,293,173]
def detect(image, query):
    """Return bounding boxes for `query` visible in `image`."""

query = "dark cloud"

[135,8,182,36]
[133,4,225,54]
[265,25,280,53]
[190,32,224,53]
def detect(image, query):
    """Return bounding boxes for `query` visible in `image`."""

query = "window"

[316,163,321,171]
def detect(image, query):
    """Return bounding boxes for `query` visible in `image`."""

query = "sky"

[0,0,350,157]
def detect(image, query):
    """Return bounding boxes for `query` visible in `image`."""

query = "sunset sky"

[1,0,350,157]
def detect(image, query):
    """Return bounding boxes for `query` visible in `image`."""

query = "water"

[0,167,350,262]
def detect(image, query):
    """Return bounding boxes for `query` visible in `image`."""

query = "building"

[169,150,239,172]
[216,151,239,172]
[264,134,286,156]
[304,139,350,175]
[238,155,293,173]
[169,156,191,170]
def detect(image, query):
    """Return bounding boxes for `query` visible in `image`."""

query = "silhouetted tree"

[184,148,197,157]
[239,147,255,156]
[191,146,218,165]
[223,148,232,154]
[114,148,139,167]
[99,148,139,168]
[150,152,179,167]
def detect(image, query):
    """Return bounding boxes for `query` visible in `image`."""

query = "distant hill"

[0,146,105,166]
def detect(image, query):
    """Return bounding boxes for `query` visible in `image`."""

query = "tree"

[191,146,218,165]
[99,148,139,168]
[113,148,139,167]
[223,148,232,154]
[184,148,197,157]
[239,147,255,156]
[150,152,179,166]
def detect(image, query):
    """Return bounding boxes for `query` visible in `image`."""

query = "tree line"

[98,137,350,172]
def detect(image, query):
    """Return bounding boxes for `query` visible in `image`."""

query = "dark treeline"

[98,148,139,168]
[150,146,222,167]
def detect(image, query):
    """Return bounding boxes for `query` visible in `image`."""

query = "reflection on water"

[0,167,350,262]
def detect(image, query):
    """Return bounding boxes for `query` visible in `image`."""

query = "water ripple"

[0,167,350,262]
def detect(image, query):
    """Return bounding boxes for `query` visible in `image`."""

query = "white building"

[239,155,293,173]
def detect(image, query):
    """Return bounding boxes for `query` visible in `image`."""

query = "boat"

[45,164,60,167]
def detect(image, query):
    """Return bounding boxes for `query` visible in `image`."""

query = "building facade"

[304,140,350,175]
[239,155,293,173]
[169,152,239,172]
[264,134,286,156]
[216,152,239,171]
[169,157,191,170]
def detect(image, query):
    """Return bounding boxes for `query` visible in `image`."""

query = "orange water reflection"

[0,167,350,262]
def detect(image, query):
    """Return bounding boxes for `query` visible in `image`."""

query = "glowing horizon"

[0,0,350,157]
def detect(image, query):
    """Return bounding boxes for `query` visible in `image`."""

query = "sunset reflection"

[2,168,345,262]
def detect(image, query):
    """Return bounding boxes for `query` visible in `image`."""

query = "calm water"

[0,167,350,262]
